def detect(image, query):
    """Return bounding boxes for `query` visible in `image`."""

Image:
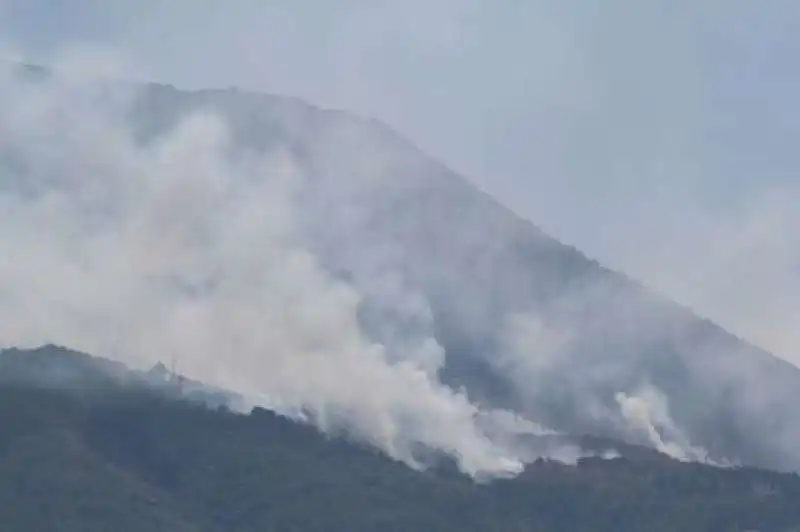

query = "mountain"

[122,81,800,471]
[2,345,800,532]
[3,64,800,474]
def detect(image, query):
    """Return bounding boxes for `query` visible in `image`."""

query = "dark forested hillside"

[1,346,800,532]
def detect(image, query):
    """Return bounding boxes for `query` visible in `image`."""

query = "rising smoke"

[0,53,595,478]
[498,309,716,465]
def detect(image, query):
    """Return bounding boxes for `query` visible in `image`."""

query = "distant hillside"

[2,346,800,532]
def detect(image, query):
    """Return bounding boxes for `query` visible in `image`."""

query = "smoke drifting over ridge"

[0,57,585,477]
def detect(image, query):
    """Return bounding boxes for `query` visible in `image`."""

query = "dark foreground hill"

[1,346,800,532]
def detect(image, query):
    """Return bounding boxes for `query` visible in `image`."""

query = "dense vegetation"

[1,346,800,531]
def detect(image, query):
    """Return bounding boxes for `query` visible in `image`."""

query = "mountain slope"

[3,65,800,473]
[2,346,800,532]
[122,82,800,471]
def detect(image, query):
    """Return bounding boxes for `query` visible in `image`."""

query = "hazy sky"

[1,1,799,360]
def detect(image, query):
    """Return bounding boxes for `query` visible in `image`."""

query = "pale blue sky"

[2,1,799,359]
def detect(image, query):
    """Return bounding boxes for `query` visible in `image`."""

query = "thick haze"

[2,1,799,363]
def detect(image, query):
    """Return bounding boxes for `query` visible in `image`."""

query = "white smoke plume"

[614,384,710,463]
[0,53,589,478]
[497,309,719,463]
